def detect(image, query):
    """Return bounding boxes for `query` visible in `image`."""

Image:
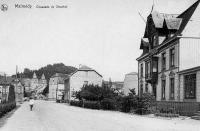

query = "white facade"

[123,72,138,95]
[48,73,67,100]
[65,66,103,101]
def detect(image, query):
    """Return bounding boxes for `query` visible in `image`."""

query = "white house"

[64,65,103,101]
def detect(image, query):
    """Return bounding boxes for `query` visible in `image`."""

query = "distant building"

[22,72,47,93]
[64,65,103,101]
[111,81,124,94]
[48,73,68,100]
[123,72,138,95]
[0,76,24,103]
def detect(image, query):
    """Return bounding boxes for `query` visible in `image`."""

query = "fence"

[155,101,200,116]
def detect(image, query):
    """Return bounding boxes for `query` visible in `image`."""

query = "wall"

[179,39,200,71]
[69,70,102,99]
[123,73,138,95]
[157,43,179,101]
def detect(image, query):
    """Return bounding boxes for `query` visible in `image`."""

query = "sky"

[0,0,197,81]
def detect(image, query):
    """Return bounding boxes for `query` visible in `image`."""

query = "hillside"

[16,63,77,80]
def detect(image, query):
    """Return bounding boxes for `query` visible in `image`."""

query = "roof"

[178,66,200,75]
[177,0,200,34]
[78,65,93,71]
[70,65,102,77]
[151,11,182,29]
[140,38,149,49]
[144,0,200,38]
[51,73,69,78]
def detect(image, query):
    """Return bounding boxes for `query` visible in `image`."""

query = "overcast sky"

[0,0,197,81]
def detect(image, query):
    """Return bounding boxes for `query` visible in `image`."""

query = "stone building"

[137,0,200,106]
[123,72,138,95]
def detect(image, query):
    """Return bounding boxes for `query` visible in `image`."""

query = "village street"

[0,100,200,131]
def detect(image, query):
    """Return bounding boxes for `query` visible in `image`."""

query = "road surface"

[0,100,200,131]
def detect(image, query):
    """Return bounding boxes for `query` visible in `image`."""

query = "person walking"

[29,97,35,111]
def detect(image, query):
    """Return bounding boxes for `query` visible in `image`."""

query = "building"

[111,81,124,94]
[123,72,138,95]
[23,72,47,93]
[137,0,200,105]
[64,65,103,101]
[48,73,69,100]
[0,76,20,103]
[12,79,24,103]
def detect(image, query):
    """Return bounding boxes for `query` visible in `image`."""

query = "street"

[0,100,200,131]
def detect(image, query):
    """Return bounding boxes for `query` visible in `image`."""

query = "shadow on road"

[0,105,20,129]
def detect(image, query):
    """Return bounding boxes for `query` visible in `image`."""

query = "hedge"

[0,102,16,117]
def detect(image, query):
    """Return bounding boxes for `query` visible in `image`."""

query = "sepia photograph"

[0,0,200,130]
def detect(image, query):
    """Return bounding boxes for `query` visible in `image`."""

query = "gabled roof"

[177,0,200,34]
[70,65,102,77]
[151,11,181,29]
[140,38,149,49]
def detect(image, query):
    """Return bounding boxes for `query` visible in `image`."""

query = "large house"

[137,0,200,108]
[64,65,103,101]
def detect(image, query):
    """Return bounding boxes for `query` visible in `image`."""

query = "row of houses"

[136,0,200,112]
[48,65,139,102]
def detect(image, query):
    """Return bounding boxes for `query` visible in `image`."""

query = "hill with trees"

[15,63,77,81]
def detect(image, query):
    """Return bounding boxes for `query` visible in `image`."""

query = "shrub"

[135,93,155,115]
[121,95,138,113]
[83,101,100,109]
[70,100,82,107]
[100,98,117,110]
[0,102,16,117]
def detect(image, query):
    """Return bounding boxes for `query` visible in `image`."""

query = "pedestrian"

[29,97,35,111]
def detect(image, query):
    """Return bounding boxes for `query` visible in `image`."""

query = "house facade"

[137,0,200,104]
[64,65,103,101]
[48,73,68,100]
[123,72,138,95]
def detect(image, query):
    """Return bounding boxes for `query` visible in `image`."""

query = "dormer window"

[152,35,158,48]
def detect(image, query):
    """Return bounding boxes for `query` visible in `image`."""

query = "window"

[184,74,196,99]
[145,61,151,78]
[170,78,175,99]
[140,63,143,78]
[140,84,143,96]
[161,79,166,100]
[145,83,148,93]
[162,52,166,71]
[153,35,158,47]
[170,48,175,67]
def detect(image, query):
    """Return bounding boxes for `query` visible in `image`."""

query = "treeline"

[13,63,77,80]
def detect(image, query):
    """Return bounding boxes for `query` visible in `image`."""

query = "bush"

[0,102,16,117]
[100,98,117,110]
[135,93,155,115]
[70,100,82,107]
[121,95,138,113]
[83,101,100,109]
